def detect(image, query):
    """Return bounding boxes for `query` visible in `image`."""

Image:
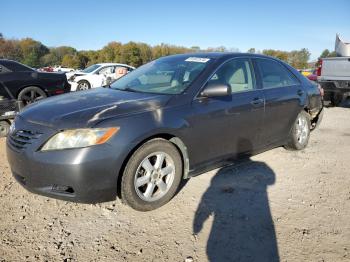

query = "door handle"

[297,89,305,96]
[251,98,264,106]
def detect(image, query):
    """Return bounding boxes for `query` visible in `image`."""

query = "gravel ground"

[1,105,350,262]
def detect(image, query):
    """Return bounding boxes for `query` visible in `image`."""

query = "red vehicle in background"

[307,69,317,82]
[39,66,54,72]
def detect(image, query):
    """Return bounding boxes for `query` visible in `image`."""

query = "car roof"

[163,52,278,60]
[97,63,135,68]
[0,59,19,63]
[0,59,34,71]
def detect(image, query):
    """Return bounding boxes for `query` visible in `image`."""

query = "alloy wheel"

[134,152,175,202]
[296,115,309,144]
[20,90,45,106]
[78,82,89,90]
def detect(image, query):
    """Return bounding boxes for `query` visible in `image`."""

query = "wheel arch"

[16,85,47,99]
[77,79,91,87]
[116,133,190,199]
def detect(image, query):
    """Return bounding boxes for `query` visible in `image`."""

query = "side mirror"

[200,83,231,97]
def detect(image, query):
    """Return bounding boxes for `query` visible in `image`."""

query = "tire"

[330,92,343,107]
[121,138,183,211]
[285,111,311,150]
[77,80,91,91]
[0,121,10,137]
[18,86,47,110]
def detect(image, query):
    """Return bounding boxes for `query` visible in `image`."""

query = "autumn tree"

[0,39,23,61]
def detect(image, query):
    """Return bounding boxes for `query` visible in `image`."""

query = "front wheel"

[285,111,311,150]
[121,138,183,211]
[77,80,91,91]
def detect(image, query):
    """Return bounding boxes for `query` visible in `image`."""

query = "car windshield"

[110,56,211,94]
[82,64,101,73]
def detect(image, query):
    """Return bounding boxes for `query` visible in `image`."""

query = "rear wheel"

[121,138,183,211]
[0,120,10,137]
[18,86,47,110]
[285,111,311,150]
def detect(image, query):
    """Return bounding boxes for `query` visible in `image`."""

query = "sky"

[2,0,350,61]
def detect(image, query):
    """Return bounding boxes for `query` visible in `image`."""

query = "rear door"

[254,58,304,146]
[188,58,265,168]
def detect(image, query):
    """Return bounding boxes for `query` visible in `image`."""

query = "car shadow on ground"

[193,154,280,262]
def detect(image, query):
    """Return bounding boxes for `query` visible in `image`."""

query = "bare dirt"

[1,105,350,262]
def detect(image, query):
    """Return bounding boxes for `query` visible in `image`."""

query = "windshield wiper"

[117,87,139,93]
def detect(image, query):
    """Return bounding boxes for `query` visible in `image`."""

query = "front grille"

[8,130,42,150]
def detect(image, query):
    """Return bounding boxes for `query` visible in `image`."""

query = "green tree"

[319,49,330,58]
[120,42,142,67]
[99,42,122,62]
[247,48,256,53]
[61,54,84,68]
[18,38,49,67]
[319,49,336,59]
[138,42,153,64]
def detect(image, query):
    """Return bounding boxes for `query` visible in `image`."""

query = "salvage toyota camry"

[6,53,323,211]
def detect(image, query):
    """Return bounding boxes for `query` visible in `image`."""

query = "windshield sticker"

[185,57,210,63]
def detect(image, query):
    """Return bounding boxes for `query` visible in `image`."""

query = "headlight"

[41,127,119,151]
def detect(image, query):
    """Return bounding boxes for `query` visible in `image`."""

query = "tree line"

[0,33,333,69]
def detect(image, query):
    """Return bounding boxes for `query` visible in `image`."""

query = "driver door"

[186,58,265,169]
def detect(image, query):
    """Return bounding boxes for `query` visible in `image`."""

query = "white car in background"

[53,66,75,73]
[68,63,135,91]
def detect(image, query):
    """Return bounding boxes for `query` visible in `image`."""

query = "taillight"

[55,90,65,95]
[317,83,324,97]
[316,59,322,76]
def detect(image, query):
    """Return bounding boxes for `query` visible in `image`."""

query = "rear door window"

[0,64,12,74]
[2,61,33,72]
[256,59,299,89]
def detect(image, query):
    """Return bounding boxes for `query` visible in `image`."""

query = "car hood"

[19,88,171,129]
[66,71,87,80]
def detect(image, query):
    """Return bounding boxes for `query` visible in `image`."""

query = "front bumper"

[6,117,127,203]
[69,81,78,92]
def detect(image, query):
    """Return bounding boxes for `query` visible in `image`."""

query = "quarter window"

[0,64,11,74]
[208,58,255,93]
[256,59,299,88]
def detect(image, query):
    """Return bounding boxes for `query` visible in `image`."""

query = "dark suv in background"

[6,53,323,211]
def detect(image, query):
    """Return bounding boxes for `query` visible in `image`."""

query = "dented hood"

[19,88,171,129]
